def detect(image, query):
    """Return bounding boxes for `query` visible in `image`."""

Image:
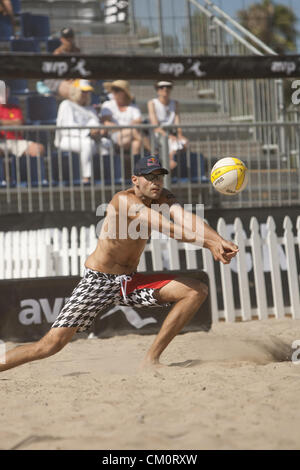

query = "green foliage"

[237,0,298,54]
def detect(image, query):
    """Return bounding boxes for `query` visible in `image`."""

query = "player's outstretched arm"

[165,192,239,264]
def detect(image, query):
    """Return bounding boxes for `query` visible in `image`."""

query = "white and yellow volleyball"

[210,157,248,195]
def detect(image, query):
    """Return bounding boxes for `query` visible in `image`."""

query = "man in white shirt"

[101,80,149,155]
[55,79,110,184]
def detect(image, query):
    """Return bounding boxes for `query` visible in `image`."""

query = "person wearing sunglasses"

[0,155,238,373]
[147,81,188,170]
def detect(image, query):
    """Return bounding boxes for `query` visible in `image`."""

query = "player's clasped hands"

[209,239,239,264]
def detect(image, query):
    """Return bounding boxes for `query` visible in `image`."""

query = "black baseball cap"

[61,27,74,38]
[134,156,169,176]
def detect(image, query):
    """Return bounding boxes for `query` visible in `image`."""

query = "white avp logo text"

[19,298,68,325]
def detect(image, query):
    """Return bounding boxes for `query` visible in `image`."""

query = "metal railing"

[132,0,285,127]
[0,122,299,214]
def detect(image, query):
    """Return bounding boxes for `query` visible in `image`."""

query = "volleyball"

[210,157,248,195]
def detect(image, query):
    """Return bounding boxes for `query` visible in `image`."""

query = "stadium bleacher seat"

[93,154,122,185]
[0,154,18,188]
[11,0,22,15]
[51,151,81,186]
[46,37,61,53]
[10,154,48,187]
[6,79,30,95]
[21,12,51,41]
[0,15,14,40]
[7,95,20,107]
[25,95,57,125]
[0,156,6,187]
[10,38,41,53]
[190,152,209,183]
[171,152,209,184]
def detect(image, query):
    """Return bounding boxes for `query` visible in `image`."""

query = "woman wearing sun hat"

[101,80,150,155]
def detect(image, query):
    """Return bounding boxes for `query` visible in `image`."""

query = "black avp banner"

[0,271,211,342]
[1,53,300,80]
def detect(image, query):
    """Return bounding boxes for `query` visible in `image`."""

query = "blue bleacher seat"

[51,151,81,186]
[171,152,188,183]
[21,12,50,41]
[25,95,57,125]
[10,38,40,53]
[46,37,61,53]
[0,156,6,187]
[11,0,21,15]
[1,154,18,188]
[6,79,29,95]
[93,154,122,185]
[171,152,208,184]
[7,95,20,106]
[0,15,14,40]
[190,152,209,183]
[10,154,47,187]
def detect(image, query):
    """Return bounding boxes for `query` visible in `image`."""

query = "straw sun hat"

[103,80,134,101]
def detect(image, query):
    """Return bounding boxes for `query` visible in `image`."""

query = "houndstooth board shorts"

[51,268,177,332]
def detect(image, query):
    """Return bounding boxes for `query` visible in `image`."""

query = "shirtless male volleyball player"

[0,156,238,372]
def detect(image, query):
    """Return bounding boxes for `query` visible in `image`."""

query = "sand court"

[1,318,300,450]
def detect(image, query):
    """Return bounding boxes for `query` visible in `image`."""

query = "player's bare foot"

[140,357,166,369]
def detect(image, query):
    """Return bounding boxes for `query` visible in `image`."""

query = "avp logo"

[18,299,157,329]
[42,61,68,76]
[19,298,68,325]
[187,60,206,77]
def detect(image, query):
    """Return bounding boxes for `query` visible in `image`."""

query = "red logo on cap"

[147,157,158,166]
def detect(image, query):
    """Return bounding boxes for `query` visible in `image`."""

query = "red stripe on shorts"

[124,273,177,295]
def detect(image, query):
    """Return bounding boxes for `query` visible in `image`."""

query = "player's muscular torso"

[85,187,175,274]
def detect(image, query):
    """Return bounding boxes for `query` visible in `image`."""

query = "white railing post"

[12,231,20,279]
[168,238,180,270]
[283,216,300,319]
[61,227,69,276]
[266,216,284,318]
[4,232,12,279]
[37,230,46,277]
[80,226,87,277]
[249,217,268,320]
[234,218,251,321]
[70,226,78,276]
[217,218,235,321]
[202,247,219,322]
[149,235,164,271]
[184,243,198,270]
[28,230,38,278]
[52,227,61,276]
[20,231,29,278]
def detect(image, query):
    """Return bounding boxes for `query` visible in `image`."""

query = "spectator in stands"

[0,0,16,35]
[53,27,81,55]
[0,86,45,158]
[37,27,81,99]
[54,79,110,184]
[100,80,150,156]
[147,81,188,170]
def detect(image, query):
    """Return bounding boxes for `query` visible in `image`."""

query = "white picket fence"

[1,216,300,323]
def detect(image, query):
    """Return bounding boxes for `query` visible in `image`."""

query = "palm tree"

[237,0,297,54]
